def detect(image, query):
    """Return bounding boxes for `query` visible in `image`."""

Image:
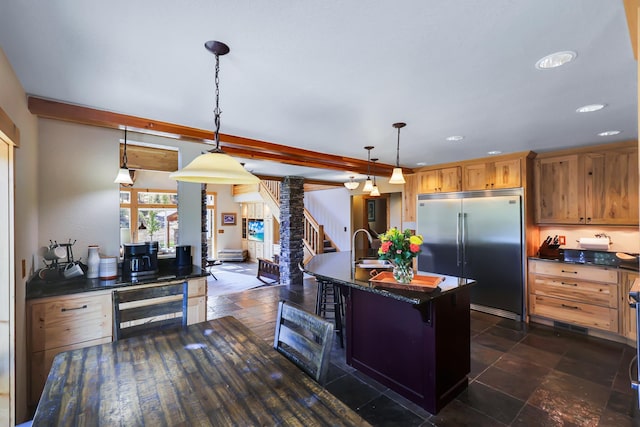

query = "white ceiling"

[0,1,637,183]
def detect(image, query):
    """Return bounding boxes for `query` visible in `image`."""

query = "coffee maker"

[122,241,159,278]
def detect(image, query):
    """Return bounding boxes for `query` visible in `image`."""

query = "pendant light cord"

[122,129,128,168]
[395,127,401,167]
[213,53,222,151]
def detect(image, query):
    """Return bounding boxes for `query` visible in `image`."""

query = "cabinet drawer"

[30,292,112,352]
[530,274,617,308]
[530,295,618,332]
[188,277,206,297]
[530,261,617,284]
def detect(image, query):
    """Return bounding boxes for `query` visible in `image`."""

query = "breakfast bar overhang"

[303,251,475,414]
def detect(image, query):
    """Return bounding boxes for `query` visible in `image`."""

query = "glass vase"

[392,261,414,284]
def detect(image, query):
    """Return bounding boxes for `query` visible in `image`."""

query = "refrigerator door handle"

[461,212,467,266]
[456,212,462,267]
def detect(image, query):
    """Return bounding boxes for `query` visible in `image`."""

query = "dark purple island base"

[303,251,475,415]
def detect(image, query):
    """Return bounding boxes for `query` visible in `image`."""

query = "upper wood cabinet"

[417,167,461,194]
[535,154,583,224]
[403,174,417,223]
[534,143,638,225]
[463,158,521,191]
[584,147,638,225]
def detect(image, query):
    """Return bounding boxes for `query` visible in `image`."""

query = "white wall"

[0,47,39,424]
[38,120,121,262]
[304,187,351,250]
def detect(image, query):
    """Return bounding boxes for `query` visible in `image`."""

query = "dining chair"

[113,282,188,340]
[273,300,334,384]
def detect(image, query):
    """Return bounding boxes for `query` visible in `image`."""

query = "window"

[119,189,178,252]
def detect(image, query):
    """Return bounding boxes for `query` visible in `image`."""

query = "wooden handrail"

[259,180,335,258]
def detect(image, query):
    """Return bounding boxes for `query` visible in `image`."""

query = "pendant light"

[388,122,406,184]
[344,176,359,190]
[114,128,134,185]
[369,158,381,197]
[362,146,374,193]
[170,41,260,184]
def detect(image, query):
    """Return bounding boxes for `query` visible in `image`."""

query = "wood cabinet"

[528,260,618,333]
[534,143,638,225]
[28,277,207,405]
[619,271,639,343]
[403,174,417,223]
[28,291,112,404]
[417,167,461,194]
[584,148,639,225]
[463,158,521,191]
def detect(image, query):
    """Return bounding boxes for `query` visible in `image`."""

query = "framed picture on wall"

[221,212,237,226]
[367,200,375,221]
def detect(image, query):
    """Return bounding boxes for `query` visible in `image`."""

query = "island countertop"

[303,251,474,305]
[26,259,208,300]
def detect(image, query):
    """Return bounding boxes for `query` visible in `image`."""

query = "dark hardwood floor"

[207,272,640,426]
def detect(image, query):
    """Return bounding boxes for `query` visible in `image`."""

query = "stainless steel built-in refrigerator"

[417,189,524,320]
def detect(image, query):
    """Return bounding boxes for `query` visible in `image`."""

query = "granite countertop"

[303,251,475,305]
[529,254,639,272]
[27,259,208,300]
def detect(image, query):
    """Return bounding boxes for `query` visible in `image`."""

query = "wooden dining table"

[32,316,370,426]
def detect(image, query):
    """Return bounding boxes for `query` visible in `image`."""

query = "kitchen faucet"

[352,228,374,267]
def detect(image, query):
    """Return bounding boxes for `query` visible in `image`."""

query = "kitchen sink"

[353,258,393,281]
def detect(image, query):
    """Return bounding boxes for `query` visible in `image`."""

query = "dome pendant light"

[114,128,134,185]
[362,146,374,193]
[170,41,260,185]
[370,158,381,197]
[344,176,359,190]
[388,122,406,184]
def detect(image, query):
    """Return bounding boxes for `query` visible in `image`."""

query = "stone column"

[279,176,304,286]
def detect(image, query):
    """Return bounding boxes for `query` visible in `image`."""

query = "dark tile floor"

[207,271,640,426]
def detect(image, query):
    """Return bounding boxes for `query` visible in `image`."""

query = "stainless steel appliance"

[122,241,159,278]
[417,189,524,320]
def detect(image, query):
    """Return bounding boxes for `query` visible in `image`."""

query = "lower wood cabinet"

[528,260,618,333]
[619,271,639,342]
[28,276,208,406]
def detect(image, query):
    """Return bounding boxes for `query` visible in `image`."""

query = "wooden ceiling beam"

[28,96,413,177]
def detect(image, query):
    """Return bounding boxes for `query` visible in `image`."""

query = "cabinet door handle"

[561,269,578,274]
[561,303,580,310]
[560,281,578,286]
[61,304,88,312]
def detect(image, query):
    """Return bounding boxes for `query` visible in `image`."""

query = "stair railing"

[259,180,335,257]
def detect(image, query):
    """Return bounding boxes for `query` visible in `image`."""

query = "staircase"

[259,180,339,261]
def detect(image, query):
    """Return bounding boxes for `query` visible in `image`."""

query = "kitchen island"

[303,251,475,414]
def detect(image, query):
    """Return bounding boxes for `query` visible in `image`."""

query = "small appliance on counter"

[175,245,192,268]
[175,245,193,274]
[122,241,159,278]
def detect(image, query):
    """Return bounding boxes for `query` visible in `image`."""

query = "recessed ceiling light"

[598,130,621,136]
[416,162,427,166]
[576,104,605,113]
[446,135,464,141]
[535,51,576,69]
[487,150,502,155]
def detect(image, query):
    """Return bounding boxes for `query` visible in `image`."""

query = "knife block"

[538,241,561,259]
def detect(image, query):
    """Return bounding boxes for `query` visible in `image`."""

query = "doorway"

[0,109,16,425]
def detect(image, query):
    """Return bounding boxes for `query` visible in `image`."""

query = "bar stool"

[315,278,344,348]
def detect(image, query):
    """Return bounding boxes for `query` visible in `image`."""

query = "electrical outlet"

[558,235,566,245]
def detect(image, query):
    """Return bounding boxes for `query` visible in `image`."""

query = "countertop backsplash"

[538,226,640,253]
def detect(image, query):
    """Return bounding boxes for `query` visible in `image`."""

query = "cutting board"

[369,271,443,292]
